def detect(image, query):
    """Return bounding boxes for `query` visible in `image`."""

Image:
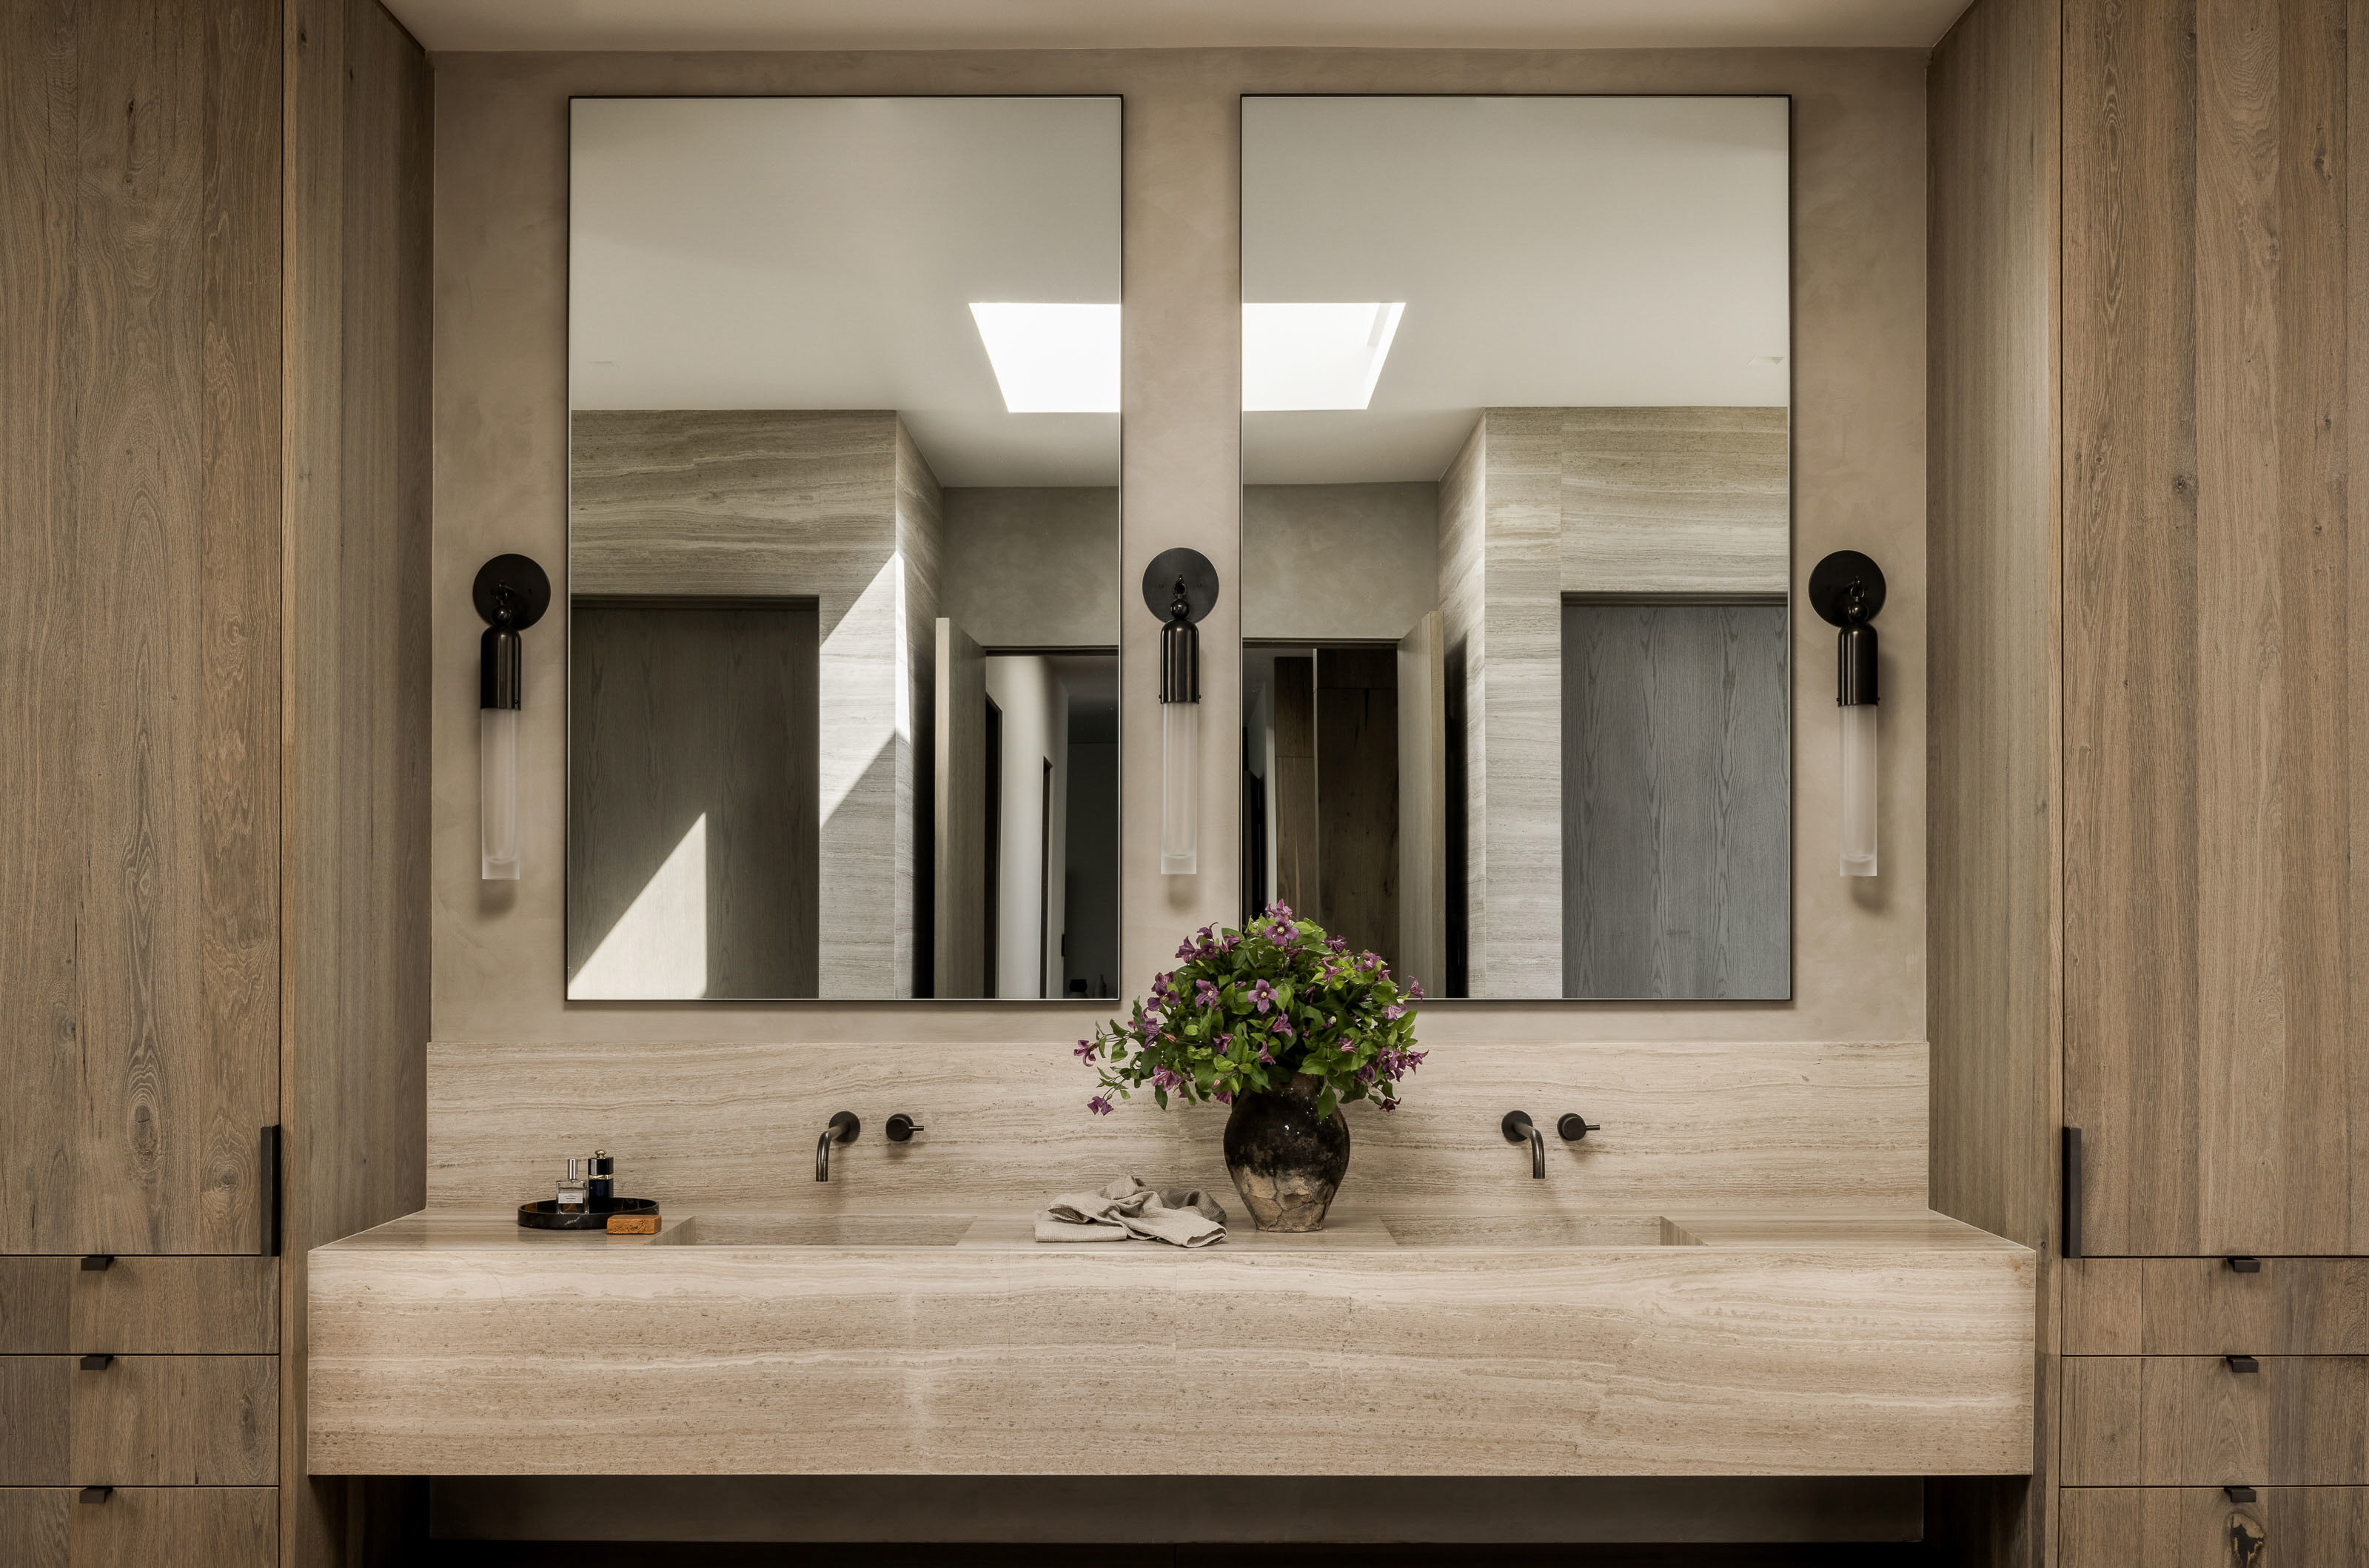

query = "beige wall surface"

[1242,481,1441,642]
[941,486,1121,649]
[432,47,1925,1049]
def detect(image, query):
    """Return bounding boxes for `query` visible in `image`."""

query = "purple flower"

[1324,935,1350,954]
[1407,979,1426,1000]
[1088,1095,1114,1116]
[1378,1098,1399,1113]
[1212,1088,1233,1105]
[1256,1045,1276,1065]
[1384,1004,1405,1022]
[1270,1015,1295,1039]
[1247,979,1276,1013]
[1073,1039,1099,1061]
[1196,979,1220,1008]
[1150,1066,1184,1091]
[1263,902,1295,922]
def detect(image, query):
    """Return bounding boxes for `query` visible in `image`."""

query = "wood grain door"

[2062,1487,2369,1567]
[2062,0,2367,1255]
[1397,612,1448,991]
[932,620,988,998]
[0,0,283,1256]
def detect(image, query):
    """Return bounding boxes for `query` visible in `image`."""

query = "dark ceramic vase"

[1222,1073,1351,1231]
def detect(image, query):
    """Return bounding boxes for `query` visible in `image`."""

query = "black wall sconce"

[475,554,550,881]
[1808,550,1885,877]
[1142,547,1219,876]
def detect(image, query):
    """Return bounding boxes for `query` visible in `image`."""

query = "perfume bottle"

[588,1150,615,1206]
[554,1158,589,1212]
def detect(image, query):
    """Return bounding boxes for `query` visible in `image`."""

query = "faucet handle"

[885,1112,924,1143]
[1558,1113,1601,1142]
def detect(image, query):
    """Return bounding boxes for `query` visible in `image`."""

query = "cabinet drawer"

[0,1259,276,1356]
[0,1487,277,1568]
[2062,1355,2369,1484]
[0,1358,277,1486]
[2061,1487,2369,1567]
[2063,1257,2369,1353]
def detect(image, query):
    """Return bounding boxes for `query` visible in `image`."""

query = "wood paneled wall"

[0,0,283,1258]
[1,0,430,1561]
[281,0,434,1559]
[2061,0,2362,1259]
[1927,0,2062,1560]
[1937,0,2369,1561]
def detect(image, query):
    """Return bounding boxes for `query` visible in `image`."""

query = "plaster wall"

[432,46,1926,1049]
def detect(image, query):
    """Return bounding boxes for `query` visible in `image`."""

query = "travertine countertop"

[321,1205,2028,1254]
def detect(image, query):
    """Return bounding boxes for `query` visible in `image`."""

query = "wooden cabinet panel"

[2063,1257,2369,1353]
[0,1261,73,1353]
[0,0,282,1257]
[0,1360,70,1484]
[3,1259,276,1355]
[2063,1355,2369,1485]
[70,1258,275,1354]
[0,1490,70,1568]
[4,1356,278,1486]
[71,1487,276,1568]
[2063,1487,2369,1568]
[2063,0,2366,1256]
[67,1356,274,1487]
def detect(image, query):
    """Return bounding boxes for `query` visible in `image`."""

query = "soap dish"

[517,1197,660,1231]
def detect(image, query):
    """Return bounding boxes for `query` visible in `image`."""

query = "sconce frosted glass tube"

[1161,699,1198,875]
[1839,703,1877,877]
[482,707,520,880]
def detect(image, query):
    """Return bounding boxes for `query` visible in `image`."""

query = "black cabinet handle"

[79,1255,113,1272]
[78,1354,113,1371]
[2225,1486,2258,1503]
[2227,1256,2262,1273]
[2061,1127,2083,1258]
[2226,1355,2260,1374]
[261,1125,283,1256]
[78,1487,112,1505]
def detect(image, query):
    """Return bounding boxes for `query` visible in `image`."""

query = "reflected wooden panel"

[1562,600,1789,999]
[933,619,988,998]
[569,602,820,1000]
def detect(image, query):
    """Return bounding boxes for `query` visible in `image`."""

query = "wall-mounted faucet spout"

[1501,1110,1546,1178]
[816,1111,860,1182]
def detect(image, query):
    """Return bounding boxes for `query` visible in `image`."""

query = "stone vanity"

[306,1205,2032,1476]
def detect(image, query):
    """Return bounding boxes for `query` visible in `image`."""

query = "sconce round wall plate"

[473,553,552,631]
[1141,547,1219,625]
[1807,549,1886,627]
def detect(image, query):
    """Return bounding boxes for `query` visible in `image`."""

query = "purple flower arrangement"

[1076,903,1426,1122]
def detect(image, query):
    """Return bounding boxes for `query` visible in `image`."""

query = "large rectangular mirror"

[1240,96,1792,1000]
[567,98,1122,1000]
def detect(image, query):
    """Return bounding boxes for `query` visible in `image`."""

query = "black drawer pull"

[79,1254,113,1271]
[2226,1355,2260,1373]
[2226,1256,2262,1273]
[78,1353,113,1371]
[2225,1486,2258,1503]
[78,1487,112,1505]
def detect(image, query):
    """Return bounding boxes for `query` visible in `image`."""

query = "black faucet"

[1501,1110,1546,1178]
[815,1111,860,1182]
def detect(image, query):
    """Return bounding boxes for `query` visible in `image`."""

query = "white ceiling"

[1243,95,1789,484]
[389,0,1969,53]
[571,97,1123,486]
[572,95,1789,489]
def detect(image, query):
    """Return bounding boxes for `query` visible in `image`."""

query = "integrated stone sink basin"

[1381,1213,1691,1247]
[650,1213,974,1247]
[309,1206,2034,1478]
